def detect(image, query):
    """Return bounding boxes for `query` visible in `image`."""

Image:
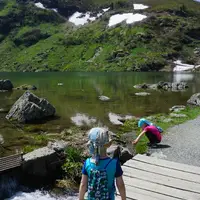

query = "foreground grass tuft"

[62,146,86,183]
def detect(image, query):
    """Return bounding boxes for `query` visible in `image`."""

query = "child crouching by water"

[79,127,126,200]
[132,118,163,147]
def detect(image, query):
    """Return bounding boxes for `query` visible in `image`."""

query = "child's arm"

[79,174,88,200]
[116,176,126,200]
[132,130,146,144]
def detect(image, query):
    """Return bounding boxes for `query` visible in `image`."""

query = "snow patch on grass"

[69,8,110,26]
[35,2,58,13]
[133,4,149,10]
[108,13,147,27]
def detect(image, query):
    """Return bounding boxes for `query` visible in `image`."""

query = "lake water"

[0,72,200,156]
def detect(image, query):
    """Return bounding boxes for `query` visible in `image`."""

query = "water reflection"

[71,113,97,127]
[108,113,123,125]
[108,113,133,125]
[173,73,194,83]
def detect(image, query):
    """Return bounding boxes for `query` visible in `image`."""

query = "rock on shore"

[187,93,200,106]
[22,141,67,177]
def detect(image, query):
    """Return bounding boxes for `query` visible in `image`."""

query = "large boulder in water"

[134,81,188,91]
[172,82,188,91]
[0,80,13,91]
[157,81,188,91]
[15,84,37,91]
[187,93,200,106]
[6,91,56,123]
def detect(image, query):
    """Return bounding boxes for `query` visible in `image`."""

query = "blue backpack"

[148,122,163,133]
[87,159,112,200]
[153,124,163,133]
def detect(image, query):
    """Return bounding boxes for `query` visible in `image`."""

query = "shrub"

[62,146,86,183]
[0,34,5,42]
[14,28,51,46]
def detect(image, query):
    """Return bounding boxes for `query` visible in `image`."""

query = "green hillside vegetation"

[0,0,200,71]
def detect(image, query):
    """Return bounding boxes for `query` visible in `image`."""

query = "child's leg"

[145,131,160,144]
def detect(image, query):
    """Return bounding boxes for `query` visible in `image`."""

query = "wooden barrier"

[0,153,23,173]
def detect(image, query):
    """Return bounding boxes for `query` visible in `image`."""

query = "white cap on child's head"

[88,127,109,146]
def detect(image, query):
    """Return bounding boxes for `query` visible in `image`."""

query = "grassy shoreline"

[120,106,200,154]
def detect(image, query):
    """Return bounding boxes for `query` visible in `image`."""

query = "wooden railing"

[0,153,23,173]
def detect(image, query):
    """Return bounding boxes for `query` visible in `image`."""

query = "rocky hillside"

[0,0,200,72]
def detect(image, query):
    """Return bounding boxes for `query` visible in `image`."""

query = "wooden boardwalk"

[0,153,23,173]
[116,154,200,200]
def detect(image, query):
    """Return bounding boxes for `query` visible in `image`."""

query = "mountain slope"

[0,0,200,72]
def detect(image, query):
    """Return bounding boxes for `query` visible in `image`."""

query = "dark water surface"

[0,72,199,156]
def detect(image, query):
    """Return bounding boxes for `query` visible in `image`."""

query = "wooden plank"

[0,160,21,166]
[116,195,132,200]
[117,184,180,200]
[0,154,22,162]
[122,166,200,194]
[0,159,21,168]
[134,154,200,175]
[0,158,21,164]
[115,196,121,200]
[123,176,200,200]
[0,162,21,167]
[0,154,21,162]
[124,160,200,184]
[0,163,21,171]
[116,186,163,200]
[0,154,22,172]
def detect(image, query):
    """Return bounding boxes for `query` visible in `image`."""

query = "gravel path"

[149,116,200,167]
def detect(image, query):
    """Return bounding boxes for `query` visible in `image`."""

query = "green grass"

[23,145,40,153]
[70,0,130,10]
[132,47,149,56]
[156,107,200,130]
[121,106,200,154]
[0,0,16,17]
[0,0,200,71]
[62,146,86,183]
[20,133,49,154]
[14,24,59,40]
[136,0,200,12]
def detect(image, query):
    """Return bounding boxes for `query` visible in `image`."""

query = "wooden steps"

[0,153,23,173]
[116,154,200,200]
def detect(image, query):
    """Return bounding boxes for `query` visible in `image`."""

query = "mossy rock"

[23,125,47,133]
[15,84,37,90]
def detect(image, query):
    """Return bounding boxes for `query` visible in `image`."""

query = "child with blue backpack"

[132,118,163,147]
[79,127,126,200]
